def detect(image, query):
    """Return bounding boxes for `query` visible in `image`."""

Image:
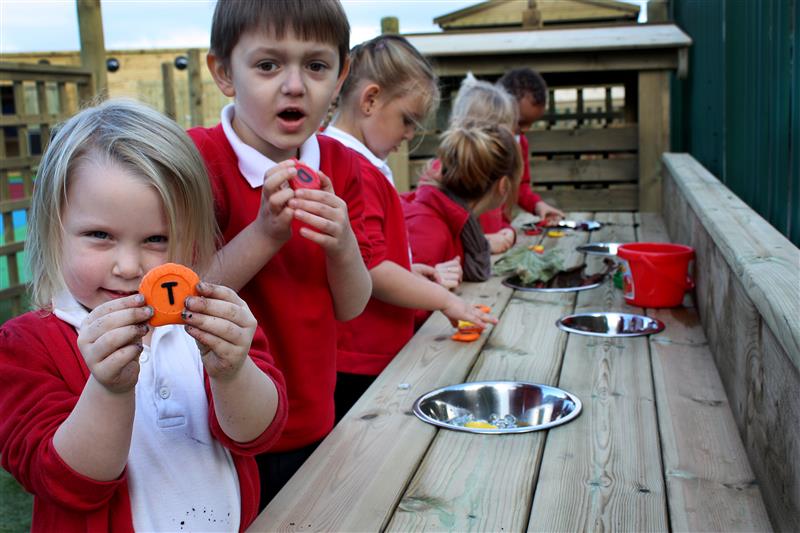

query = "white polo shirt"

[53,291,241,532]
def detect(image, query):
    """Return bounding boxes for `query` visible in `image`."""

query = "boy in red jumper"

[188,0,373,508]
[496,68,564,224]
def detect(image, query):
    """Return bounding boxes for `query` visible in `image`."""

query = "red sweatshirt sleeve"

[0,316,126,511]
[517,134,542,213]
[206,325,287,454]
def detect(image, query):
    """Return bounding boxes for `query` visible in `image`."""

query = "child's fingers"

[88,323,149,360]
[194,281,249,309]
[316,170,334,193]
[292,188,344,210]
[93,343,143,384]
[263,161,297,190]
[294,209,340,238]
[81,298,151,344]
[184,296,256,332]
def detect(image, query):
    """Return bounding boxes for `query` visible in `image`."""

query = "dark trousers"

[334,371,376,423]
[256,439,321,510]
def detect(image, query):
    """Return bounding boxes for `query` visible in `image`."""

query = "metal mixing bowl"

[412,381,582,434]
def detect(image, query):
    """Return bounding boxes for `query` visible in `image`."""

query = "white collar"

[220,103,321,189]
[322,125,394,186]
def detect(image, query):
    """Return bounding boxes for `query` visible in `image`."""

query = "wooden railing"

[0,62,93,321]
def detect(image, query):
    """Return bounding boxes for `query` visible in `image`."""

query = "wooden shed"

[434,0,640,30]
[389,23,691,214]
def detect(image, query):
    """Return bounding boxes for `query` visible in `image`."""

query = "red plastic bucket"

[617,243,695,308]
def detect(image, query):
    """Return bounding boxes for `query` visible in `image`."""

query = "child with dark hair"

[189,0,374,507]
[496,67,564,224]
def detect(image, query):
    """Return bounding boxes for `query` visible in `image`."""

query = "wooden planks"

[529,212,669,532]
[638,213,772,532]
[252,278,514,532]
[637,72,669,212]
[662,154,800,530]
[386,212,591,532]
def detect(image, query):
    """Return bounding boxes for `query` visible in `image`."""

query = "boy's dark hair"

[210,0,350,72]
[497,68,548,106]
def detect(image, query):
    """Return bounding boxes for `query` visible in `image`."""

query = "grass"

[0,468,32,533]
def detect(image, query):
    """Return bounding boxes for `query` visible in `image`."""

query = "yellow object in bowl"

[464,420,498,429]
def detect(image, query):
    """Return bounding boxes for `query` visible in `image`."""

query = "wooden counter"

[250,211,771,532]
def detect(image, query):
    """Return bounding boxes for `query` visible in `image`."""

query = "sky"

[0,0,645,55]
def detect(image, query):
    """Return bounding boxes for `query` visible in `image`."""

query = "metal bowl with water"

[556,312,665,337]
[575,242,622,256]
[412,381,582,434]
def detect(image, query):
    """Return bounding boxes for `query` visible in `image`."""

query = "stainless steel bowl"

[575,242,622,256]
[502,274,603,293]
[412,381,582,434]
[556,312,665,337]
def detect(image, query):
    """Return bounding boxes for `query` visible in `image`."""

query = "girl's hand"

[434,257,463,289]
[441,293,498,329]
[486,228,516,254]
[288,171,357,259]
[534,200,565,222]
[411,263,442,284]
[182,282,258,381]
[78,294,151,394]
[255,161,297,243]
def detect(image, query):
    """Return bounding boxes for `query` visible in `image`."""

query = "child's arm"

[182,282,282,443]
[371,260,496,328]
[288,172,372,321]
[52,295,151,481]
[205,162,297,291]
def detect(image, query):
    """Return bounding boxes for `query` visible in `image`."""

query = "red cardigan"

[188,125,372,451]
[336,157,415,375]
[478,134,541,233]
[0,311,287,533]
[402,184,469,269]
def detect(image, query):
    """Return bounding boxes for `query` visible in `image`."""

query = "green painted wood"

[671,0,798,246]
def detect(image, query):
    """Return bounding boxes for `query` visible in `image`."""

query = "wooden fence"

[403,76,637,212]
[0,62,93,321]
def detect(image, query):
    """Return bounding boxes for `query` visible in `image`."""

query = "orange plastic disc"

[139,263,200,327]
[451,332,481,343]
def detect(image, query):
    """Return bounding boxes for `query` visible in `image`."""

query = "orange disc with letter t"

[139,263,200,326]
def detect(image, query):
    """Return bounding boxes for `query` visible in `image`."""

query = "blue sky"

[0,0,645,54]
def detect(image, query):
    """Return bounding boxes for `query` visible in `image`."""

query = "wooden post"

[647,0,669,22]
[76,0,107,100]
[161,62,177,121]
[381,16,399,35]
[188,49,204,127]
[637,71,669,212]
[522,0,543,28]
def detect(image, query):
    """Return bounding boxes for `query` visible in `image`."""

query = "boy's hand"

[288,171,357,258]
[411,263,442,284]
[78,294,151,394]
[182,282,258,381]
[534,200,565,222]
[256,161,297,243]
[434,256,463,289]
[441,293,498,329]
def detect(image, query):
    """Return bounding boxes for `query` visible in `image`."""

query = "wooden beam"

[638,71,669,211]
[76,0,106,98]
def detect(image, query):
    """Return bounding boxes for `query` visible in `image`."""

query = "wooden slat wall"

[399,82,638,212]
[661,153,800,531]
[0,62,93,320]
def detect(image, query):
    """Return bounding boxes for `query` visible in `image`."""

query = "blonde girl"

[0,99,286,532]
[447,72,520,253]
[324,35,494,421]
[403,122,523,281]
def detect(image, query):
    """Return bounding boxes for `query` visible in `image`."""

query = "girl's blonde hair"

[27,99,218,309]
[449,73,517,130]
[338,34,439,125]
[437,123,522,205]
